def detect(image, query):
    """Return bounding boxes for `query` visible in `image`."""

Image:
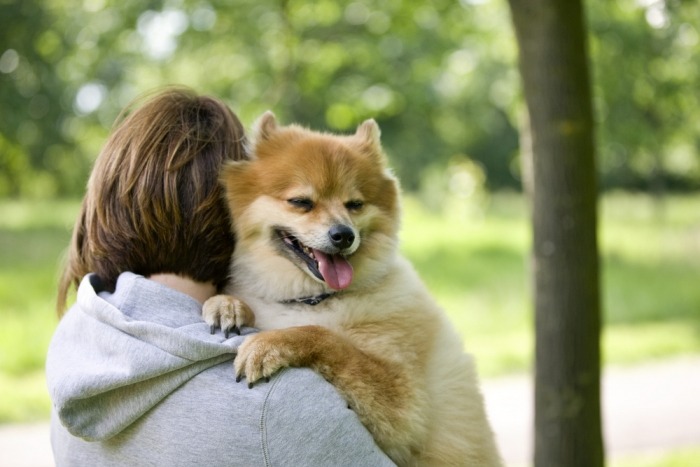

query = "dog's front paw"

[202,294,255,338]
[235,330,305,388]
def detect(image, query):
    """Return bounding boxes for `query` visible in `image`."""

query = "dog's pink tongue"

[314,250,353,290]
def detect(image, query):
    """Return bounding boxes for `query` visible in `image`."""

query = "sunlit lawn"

[0,193,699,423]
[0,200,78,422]
[611,447,700,467]
[401,192,700,377]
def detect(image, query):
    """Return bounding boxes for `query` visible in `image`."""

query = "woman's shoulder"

[185,362,396,466]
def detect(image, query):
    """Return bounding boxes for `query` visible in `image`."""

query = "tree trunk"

[507,1,605,466]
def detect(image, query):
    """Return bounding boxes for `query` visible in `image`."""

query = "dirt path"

[484,355,700,465]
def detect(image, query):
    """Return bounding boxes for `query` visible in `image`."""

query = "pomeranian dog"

[203,112,502,466]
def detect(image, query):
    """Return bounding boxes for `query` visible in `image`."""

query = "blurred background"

[0,0,698,466]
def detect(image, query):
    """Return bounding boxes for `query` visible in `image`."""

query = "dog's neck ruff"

[280,292,336,306]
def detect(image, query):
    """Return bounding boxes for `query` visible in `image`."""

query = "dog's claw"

[210,325,216,335]
[236,374,242,383]
[248,382,254,389]
[223,325,240,339]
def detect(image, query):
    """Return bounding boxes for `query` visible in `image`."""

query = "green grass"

[0,200,77,423]
[1,193,699,423]
[611,448,700,467]
[399,193,700,377]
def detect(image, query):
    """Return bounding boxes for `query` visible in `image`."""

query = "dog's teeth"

[278,229,316,260]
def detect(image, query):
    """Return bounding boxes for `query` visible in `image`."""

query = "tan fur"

[204,112,502,466]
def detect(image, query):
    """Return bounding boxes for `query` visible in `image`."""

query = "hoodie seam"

[260,369,287,467]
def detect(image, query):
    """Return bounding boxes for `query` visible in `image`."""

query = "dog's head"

[221,112,400,296]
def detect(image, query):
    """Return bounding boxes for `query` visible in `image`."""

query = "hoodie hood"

[46,273,249,441]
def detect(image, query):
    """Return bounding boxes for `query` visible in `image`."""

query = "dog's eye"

[345,200,364,211]
[288,198,314,211]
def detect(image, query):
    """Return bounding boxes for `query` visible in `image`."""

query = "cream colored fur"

[203,113,502,466]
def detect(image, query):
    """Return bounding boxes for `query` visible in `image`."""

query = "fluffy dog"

[203,112,502,466]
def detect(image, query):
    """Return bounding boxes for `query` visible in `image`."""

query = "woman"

[47,87,395,466]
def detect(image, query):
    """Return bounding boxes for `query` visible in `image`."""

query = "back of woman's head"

[57,87,246,315]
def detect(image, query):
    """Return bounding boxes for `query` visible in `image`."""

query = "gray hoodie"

[46,272,395,466]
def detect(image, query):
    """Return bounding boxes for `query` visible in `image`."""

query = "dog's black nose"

[328,225,355,250]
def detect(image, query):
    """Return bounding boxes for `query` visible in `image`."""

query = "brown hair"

[57,87,246,315]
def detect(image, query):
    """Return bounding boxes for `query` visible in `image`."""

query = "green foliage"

[589,0,700,191]
[4,0,697,196]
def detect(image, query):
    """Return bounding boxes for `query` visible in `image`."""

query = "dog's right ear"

[251,111,278,146]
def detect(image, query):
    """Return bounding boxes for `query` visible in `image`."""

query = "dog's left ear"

[355,119,380,148]
[354,119,386,164]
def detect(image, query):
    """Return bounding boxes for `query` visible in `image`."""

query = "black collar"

[280,292,336,306]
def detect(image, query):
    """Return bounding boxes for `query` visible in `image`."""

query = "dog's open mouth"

[277,229,353,290]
